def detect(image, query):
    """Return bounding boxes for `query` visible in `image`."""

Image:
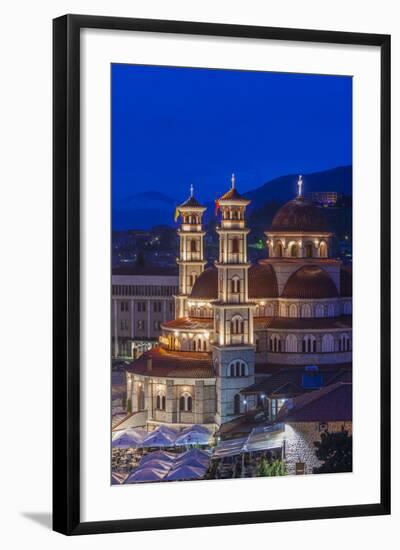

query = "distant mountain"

[113,166,352,231]
[244,165,352,206]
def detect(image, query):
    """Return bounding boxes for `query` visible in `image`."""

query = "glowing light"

[260,301,265,306]
[174,331,179,337]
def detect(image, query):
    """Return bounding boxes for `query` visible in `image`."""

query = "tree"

[256,458,287,477]
[313,429,352,474]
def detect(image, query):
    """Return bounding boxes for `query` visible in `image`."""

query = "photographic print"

[111,64,353,485]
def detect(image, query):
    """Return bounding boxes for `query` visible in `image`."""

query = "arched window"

[339,333,351,352]
[234,394,241,415]
[315,304,325,318]
[289,304,298,318]
[319,241,328,258]
[286,334,297,352]
[344,302,352,315]
[232,238,239,254]
[228,360,248,377]
[322,334,335,352]
[231,315,244,334]
[305,242,313,258]
[270,334,281,352]
[280,304,287,317]
[180,392,193,412]
[190,239,197,253]
[327,304,335,318]
[156,392,166,410]
[302,334,316,353]
[301,304,312,318]
[290,243,298,257]
[231,276,241,294]
[275,241,283,257]
[266,304,274,317]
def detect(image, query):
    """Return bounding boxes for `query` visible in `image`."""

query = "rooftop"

[126,347,213,379]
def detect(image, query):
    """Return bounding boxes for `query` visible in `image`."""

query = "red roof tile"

[277,382,352,422]
[270,196,329,232]
[281,265,338,299]
[162,317,213,330]
[126,347,213,379]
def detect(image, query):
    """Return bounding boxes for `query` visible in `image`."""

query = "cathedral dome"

[190,268,218,299]
[282,266,338,299]
[189,264,279,300]
[248,264,279,298]
[270,196,328,233]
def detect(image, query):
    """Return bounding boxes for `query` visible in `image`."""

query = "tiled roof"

[243,365,352,395]
[189,263,279,301]
[270,196,329,232]
[162,317,213,330]
[340,266,352,297]
[248,264,279,298]
[254,315,352,330]
[281,265,339,299]
[190,268,218,299]
[126,347,213,379]
[276,382,352,422]
[178,195,204,209]
[219,187,249,202]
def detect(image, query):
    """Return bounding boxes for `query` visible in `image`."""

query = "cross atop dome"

[297,175,303,198]
[190,183,194,197]
[231,173,235,189]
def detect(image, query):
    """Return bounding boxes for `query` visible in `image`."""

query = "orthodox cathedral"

[126,175,352,429]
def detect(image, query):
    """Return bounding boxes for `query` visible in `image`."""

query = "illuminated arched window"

[302,334,316,353]
[322,334,335,352]
[286,334,297,352]
[319,241,328,258]
[180,392,192,412]
[290,243,298,257]
[231,276,241,294]
[231,315,244,334]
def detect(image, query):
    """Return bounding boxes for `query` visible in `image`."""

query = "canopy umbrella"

[212,437,247,459]
[165,464,206,482]
[125,467,166,484]
[140,450,175,465]
[181,424,211,435]
[175,429,211,446]
[112,428,146,448]
[173,449,211,468]
[172,456,209,470]
[137,459,172,472]
[111,471,128,485]
[140,427,176,448]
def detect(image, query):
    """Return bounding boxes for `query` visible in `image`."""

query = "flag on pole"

[214,199,220,216]
[174,206,180,222]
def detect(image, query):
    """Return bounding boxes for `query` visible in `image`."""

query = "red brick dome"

[271,197,328,232]
[189,264,279,300]
[282,266,338,299]
[190,268,218,299]
[248,264,278,298]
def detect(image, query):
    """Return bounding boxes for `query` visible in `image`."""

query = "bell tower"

[212,174,255,425]
[175,185,207,318]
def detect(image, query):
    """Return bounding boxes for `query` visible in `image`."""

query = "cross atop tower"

[297,174,303,197]
[190,183,194,198]
[231,173,235,189]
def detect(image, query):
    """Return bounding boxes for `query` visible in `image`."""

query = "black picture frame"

[53,14,391,536]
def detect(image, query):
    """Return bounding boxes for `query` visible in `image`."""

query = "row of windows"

[268,333,351,353]
[274,240,328,258]
[155,392,192,412]
[120,320,162,331]
[118,300,174,313]
[112,285,178,297]
[281,302,351,318]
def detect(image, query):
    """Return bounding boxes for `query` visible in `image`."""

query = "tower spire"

[231,173,235,189]
[297,174,303,197]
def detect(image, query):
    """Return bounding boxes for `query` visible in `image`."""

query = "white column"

[130,299,135,339]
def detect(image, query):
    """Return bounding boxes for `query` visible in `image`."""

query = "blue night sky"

[112,64,352,230]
